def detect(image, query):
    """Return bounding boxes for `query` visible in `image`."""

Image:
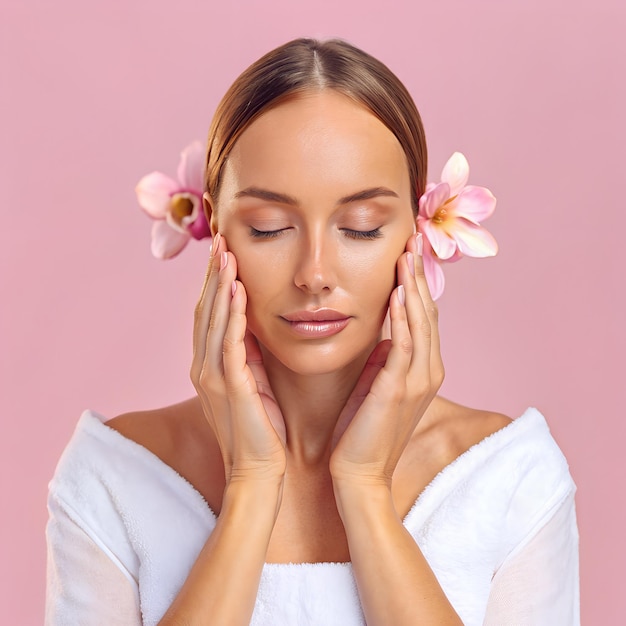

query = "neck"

[260,344,373,466]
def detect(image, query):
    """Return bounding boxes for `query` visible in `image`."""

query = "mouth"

[283,309,348,322]
[281,309,351,338]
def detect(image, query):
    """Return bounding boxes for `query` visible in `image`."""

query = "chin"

[257,333,378,378]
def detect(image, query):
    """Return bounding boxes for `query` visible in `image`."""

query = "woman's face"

[212,90,415,376]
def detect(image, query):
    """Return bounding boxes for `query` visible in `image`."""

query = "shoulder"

[411,396,512,470]
[47,410,149,572]
[428,398,575,510]
[106,398,224,510]
[417,397,572,476]
[393,398,510,515]
[47,404,221,587]
[404,397,574,503]
[107,397,219,462]
[50,399,222,520]
[106,398,204,458]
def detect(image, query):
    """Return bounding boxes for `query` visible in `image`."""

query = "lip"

[282,309,348,322]
[281,309,351,338]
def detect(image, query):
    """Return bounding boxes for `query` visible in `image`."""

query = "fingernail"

[415,232,423,256]
[212,232,221,257]
[231,281,237,297]
[220,251,228,271]
[398,284,405,306]
[407,252,415,277]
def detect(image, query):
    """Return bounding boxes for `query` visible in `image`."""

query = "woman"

[46,39,579,625]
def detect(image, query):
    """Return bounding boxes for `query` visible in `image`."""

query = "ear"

[203,192,218,236]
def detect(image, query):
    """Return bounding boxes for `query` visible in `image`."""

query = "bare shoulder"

[393,397,512,517]
[405,396,512,472]
[420,396,512,460]
[106,398,207,453]
[106,398,224,507]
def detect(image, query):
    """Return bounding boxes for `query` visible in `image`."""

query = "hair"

[204,38,427,214]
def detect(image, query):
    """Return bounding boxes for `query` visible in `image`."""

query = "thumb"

[332,340,391,446]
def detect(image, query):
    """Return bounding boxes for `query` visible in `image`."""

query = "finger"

[191,232,223,379]
[222,279,254,395]
[332,340,391,446]
[375,283,413,383]
[244,330,287,444]
[397,248,431,376]
[380,307,391,341]
[410,233,444,380]
[204,246,239,377]
[244,331,275,402]
[350,340,392,402]
[223,282,284,452]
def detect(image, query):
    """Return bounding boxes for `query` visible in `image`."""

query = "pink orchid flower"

[417,152,498,299]
[135,140,211,259]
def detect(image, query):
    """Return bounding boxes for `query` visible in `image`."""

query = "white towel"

[46,408,579,625]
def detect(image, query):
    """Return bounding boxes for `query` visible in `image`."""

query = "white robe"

[45,408,579,625]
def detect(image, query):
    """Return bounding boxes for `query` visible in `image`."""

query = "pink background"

[1,0,623,623]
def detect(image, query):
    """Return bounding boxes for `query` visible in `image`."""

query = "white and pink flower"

[135,140,211,259]
[418,152,498,299]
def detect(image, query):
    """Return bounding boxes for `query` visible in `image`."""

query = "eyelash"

[342,228,383,240]
[249,227,287,239]
[249,227,383,240]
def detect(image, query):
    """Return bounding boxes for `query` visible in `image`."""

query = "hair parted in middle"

[204,38,428,215]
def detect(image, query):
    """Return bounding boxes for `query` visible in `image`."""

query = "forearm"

[334,481,462,626]
[159,479,282,626]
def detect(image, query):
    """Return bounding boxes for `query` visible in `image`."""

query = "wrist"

[331,477,394,523]
[227,453,287,485]
[330,464,392,496]
[222,476,284,521]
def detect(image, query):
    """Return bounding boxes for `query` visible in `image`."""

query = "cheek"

[235,258,267,301]
[231,246,288,318]
[338,244,399,299]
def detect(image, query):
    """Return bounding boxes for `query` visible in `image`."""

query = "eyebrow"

[234,186,399,206]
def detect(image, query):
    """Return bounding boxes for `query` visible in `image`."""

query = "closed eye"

[249,226,290,239]
[342,228,383,240]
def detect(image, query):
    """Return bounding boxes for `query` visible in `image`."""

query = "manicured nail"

[231,281,237,297]
[212,232,221,257]
[407,252,415,277]
[220,251,228,271]
[415,232,423,256]
[398,284,405,306]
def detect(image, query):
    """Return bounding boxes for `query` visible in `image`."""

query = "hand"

[329,232,444,488]
[190,233,287,485]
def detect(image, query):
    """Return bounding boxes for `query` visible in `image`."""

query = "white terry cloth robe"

[45,407,580,625]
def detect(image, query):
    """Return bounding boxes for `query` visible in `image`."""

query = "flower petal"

[135,172,178,219]
[451,218,498,258]
[451,185,496,223]
[177,140,205,192]
[445,248,464,263]
[422,244,445,300]
[440,152,469,196]
[418,182,451,219]
[420,217,458,260]
[188,207,212,240]
[151,220,190,259]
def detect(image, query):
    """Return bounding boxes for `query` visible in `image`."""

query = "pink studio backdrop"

[1,0,623,623]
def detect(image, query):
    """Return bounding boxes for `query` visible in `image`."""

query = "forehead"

[219,90,410,203]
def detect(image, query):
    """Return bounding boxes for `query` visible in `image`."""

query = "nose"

[293,231,338,294]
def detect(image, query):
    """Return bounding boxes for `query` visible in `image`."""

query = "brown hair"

[205,38,427,214]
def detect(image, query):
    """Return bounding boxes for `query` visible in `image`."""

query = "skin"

[108,90,511,624]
